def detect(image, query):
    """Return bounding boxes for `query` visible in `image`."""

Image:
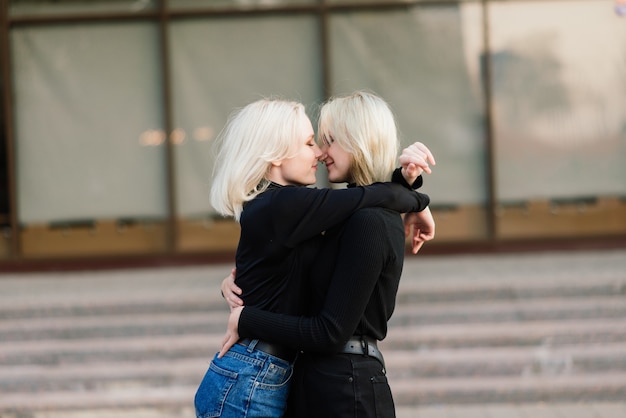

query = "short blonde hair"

[318,91,399,186]
[210,99,308,220]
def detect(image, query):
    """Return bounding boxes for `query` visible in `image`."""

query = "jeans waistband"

[237,338,297,363]
[339,336,385,368]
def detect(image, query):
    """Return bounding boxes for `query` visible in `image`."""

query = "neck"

[266,167,289,186]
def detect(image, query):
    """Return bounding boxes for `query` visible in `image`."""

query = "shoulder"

[244,186,329,220]
[349,207,404,236]
[341,209,403,257]
[269,186,325,210]
[254,185,318,206]
[345,207,399,230]
[270,185,324,200]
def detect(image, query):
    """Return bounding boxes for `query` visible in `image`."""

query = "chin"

[328,173,347,183]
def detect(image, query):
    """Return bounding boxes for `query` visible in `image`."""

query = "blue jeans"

[194,340,294,418]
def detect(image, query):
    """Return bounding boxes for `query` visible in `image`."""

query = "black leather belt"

[339,336,385,368]
[238,338,297,363]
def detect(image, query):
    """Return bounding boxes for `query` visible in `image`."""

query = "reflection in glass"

[490,0,626,202]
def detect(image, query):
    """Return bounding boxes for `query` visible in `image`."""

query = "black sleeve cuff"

[392,168,423,190]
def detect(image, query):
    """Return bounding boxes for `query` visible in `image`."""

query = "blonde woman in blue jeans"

[219,92,436,417]
[194,96,434,418]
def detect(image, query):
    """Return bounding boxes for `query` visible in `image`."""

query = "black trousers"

[285,352,395,418]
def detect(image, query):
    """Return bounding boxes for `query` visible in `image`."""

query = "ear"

[270,160,282,167]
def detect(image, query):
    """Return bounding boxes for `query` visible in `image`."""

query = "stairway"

[0,266,229,417]
[382,273,626,405]
[0,250,625,417]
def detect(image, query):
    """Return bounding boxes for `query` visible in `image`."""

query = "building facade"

[1,0,625,266]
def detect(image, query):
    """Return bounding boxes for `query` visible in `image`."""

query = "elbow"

[331,327,354,347]
[316,321,352,351]
[325,332,344,348]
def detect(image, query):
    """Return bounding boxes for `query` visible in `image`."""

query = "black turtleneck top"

[235,171,428,351]
[233,174,428,319]
[238,193,408,351]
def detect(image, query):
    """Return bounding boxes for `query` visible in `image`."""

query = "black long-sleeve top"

[234,179,429,317]
[238,205,406,351]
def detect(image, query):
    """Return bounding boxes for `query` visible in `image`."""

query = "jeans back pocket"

[194,361,238,418]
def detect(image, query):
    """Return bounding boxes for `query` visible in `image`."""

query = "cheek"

[338,153,351,168]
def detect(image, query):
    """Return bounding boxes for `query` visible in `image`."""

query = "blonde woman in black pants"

[220,91,436,417]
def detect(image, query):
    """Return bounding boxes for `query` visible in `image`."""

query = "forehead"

[318,119,333,140]
[318,109,336,132]
[298,112,314,135]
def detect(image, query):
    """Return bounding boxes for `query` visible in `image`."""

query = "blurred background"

[0,0,625,266]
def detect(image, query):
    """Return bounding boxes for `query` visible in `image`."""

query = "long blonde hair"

[210,99,308,220]
[318,91,399,186]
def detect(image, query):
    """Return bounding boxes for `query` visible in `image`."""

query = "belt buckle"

[360,337,368,356]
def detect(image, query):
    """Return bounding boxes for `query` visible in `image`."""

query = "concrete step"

[2,355,625,411]
[0,385,197,412]
[396,277,626,304]
[3,293,623,344]
[0,358,207,393]
[382,318,626,349]
[5,313,624,353]
[391,372,626,405]
[2,348,625,411]
[3,342,625,394]
[0,298,222,320]
[0,311,229,342]
[0,333,221,366]
[2,403,626,418]
[390,296,626,325]
[4,298,625,345]
[2,275,622,316]
[383,343,626,378]
[4,313,625,363]
[0,407,195,418]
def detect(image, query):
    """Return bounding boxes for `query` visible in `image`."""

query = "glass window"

[169,16,323,251]
[490,0,626,238]
[329,3,488,240]
[12,22,168,255]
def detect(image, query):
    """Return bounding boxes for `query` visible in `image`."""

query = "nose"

[319,142,329,158]
[314,143,325,161]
